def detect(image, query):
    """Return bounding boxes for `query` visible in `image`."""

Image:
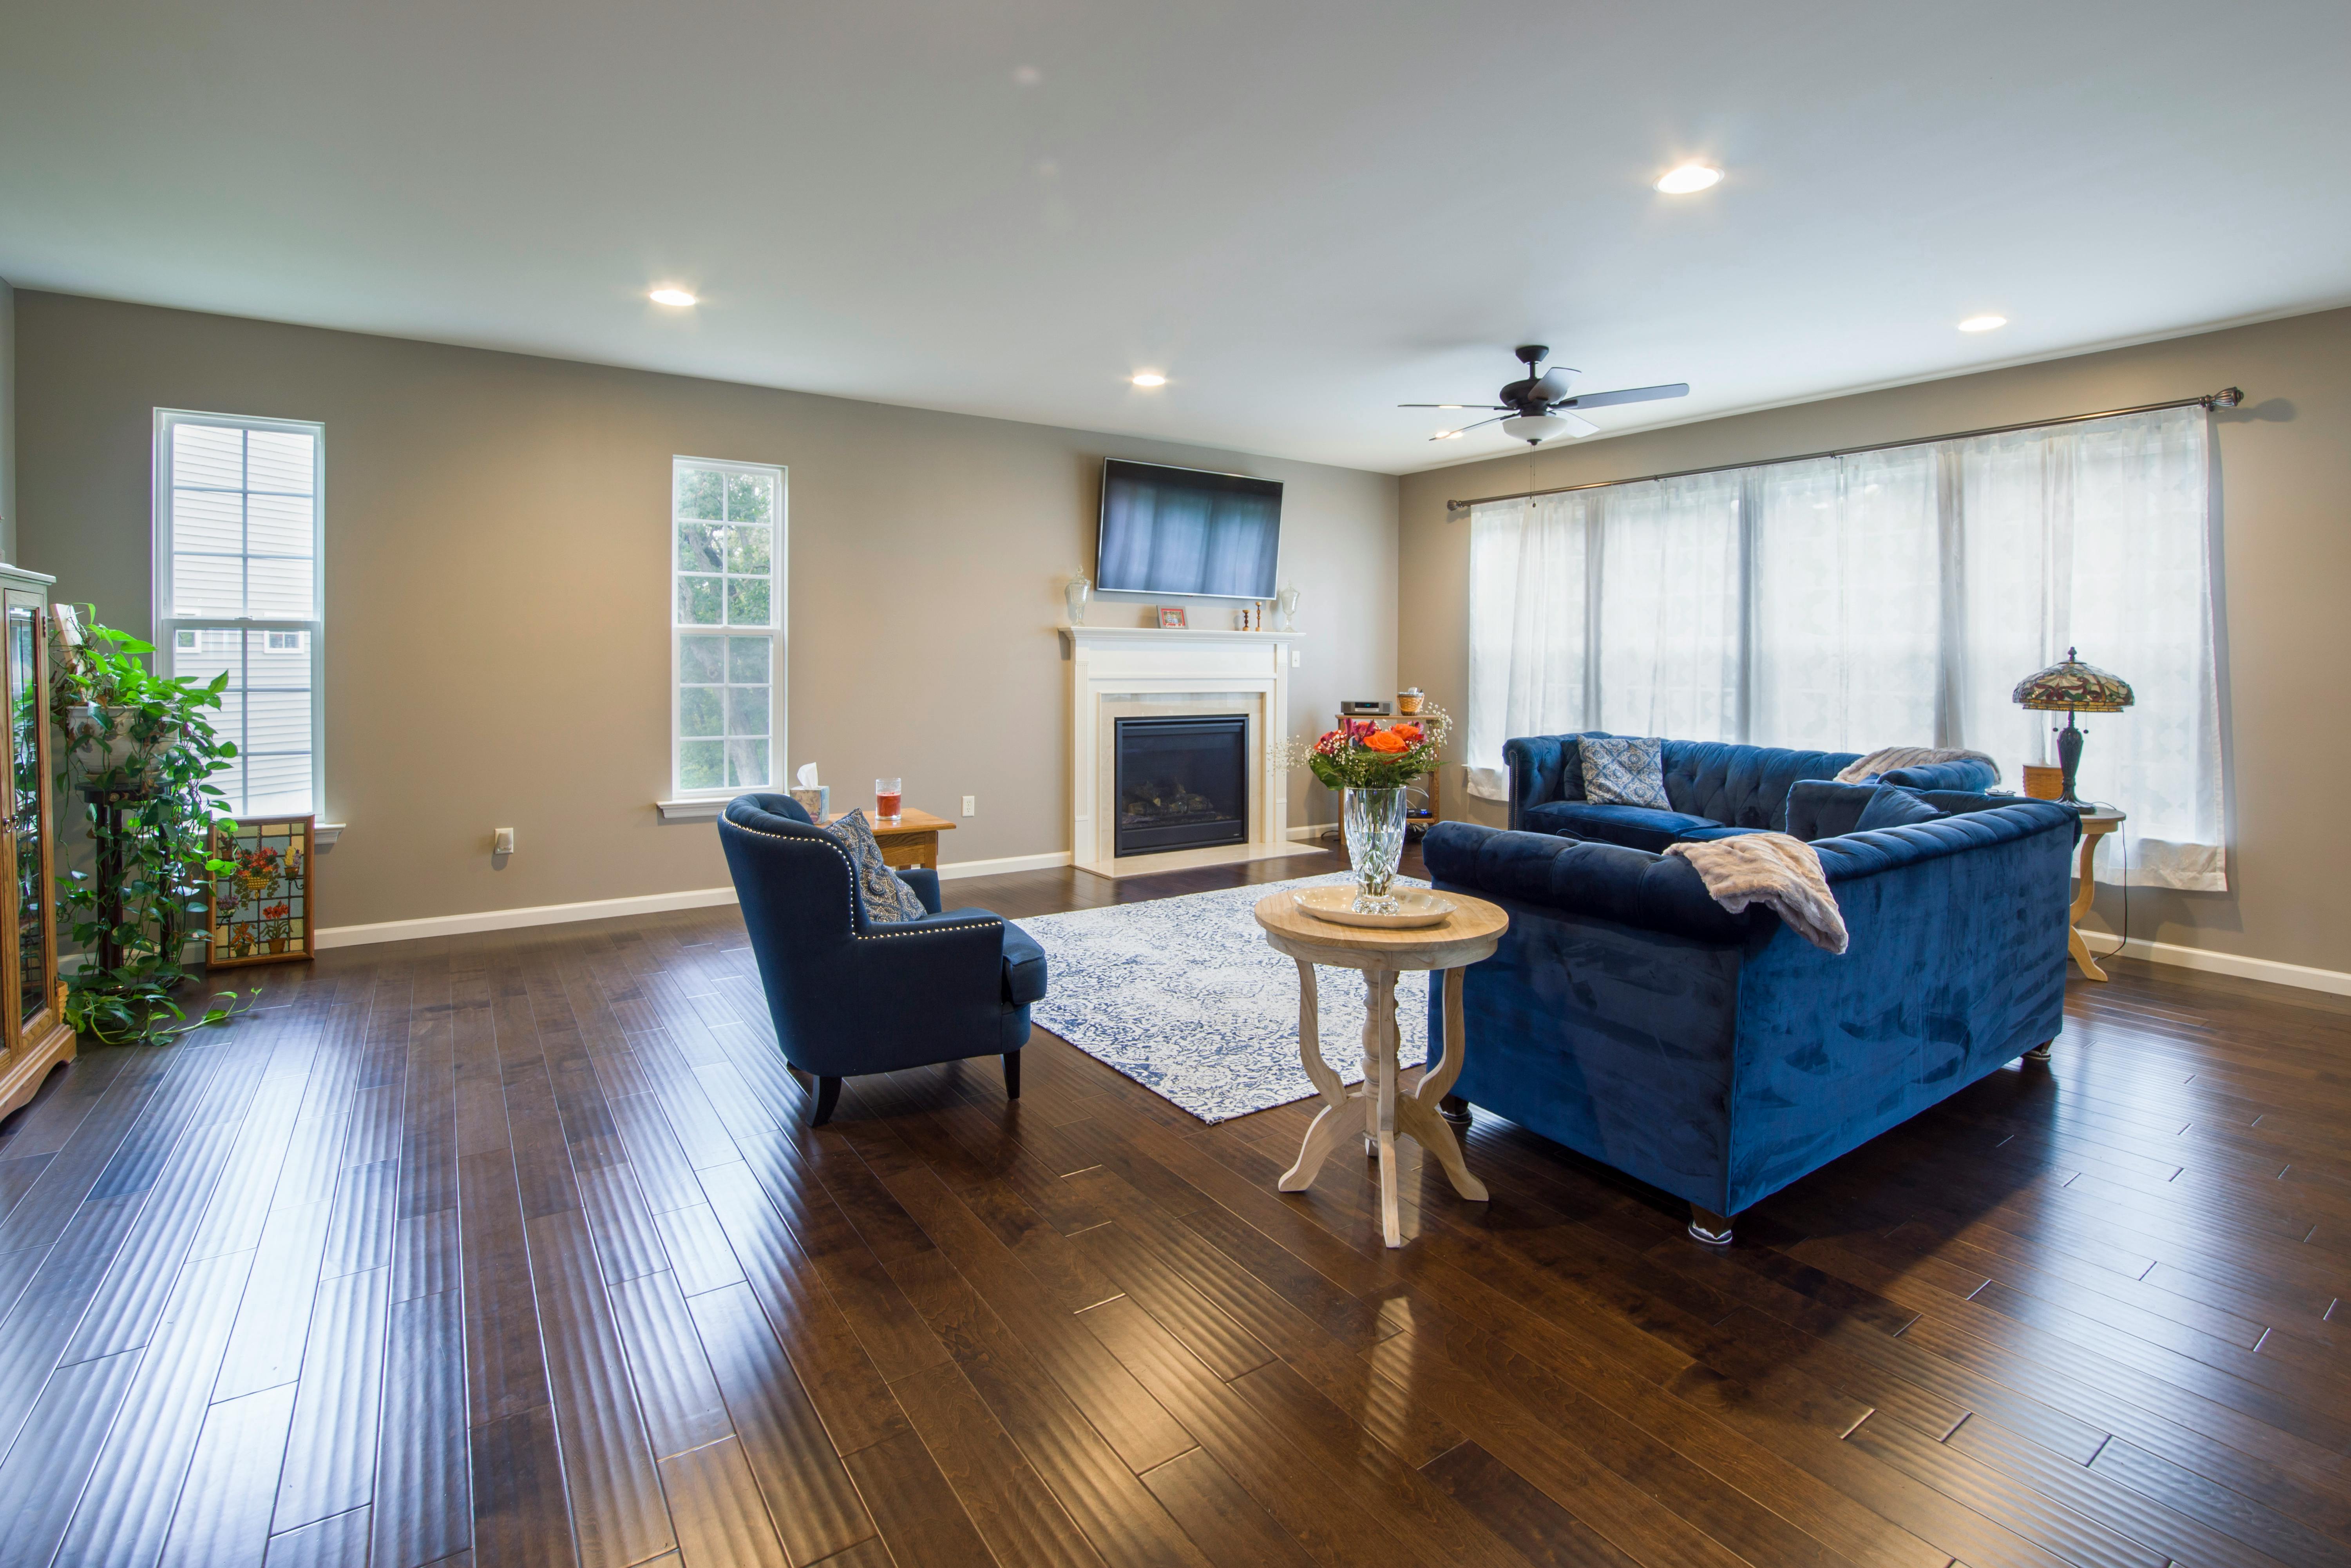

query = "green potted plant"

[48,613,250,1043]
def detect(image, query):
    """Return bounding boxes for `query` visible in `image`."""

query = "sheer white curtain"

[1465,492,1591,800]
[1951,407,2221,888]
[1462,406,2224,887]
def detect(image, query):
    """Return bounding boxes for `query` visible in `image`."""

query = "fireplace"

[1115,715,1249,856]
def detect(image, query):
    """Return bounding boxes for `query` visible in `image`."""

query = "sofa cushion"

[1783,780,1877,842]
[1855,784,1945,833]
[1578,736,1671,809]
[1658,741,1865,830]
[1674,824,1770,842]
[1525,801,1725,853]
[1001,922,1049,1006]
[1880,759,1999,793]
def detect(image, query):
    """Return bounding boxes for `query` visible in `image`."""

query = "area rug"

[1015,873,1430,1123]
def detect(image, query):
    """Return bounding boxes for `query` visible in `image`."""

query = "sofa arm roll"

[1423,822,1765,944]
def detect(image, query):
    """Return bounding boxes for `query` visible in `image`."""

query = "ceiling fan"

[1402,344,1689,444]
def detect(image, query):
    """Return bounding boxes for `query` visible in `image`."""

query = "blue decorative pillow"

[1578,736,1671,810]
[1854,784,1944,833]
[821,809,928,924]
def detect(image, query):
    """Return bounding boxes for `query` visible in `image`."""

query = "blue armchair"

[718,795,1047,1124]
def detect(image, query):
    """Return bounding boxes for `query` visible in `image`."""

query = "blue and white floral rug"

[1016,873,1429,1123]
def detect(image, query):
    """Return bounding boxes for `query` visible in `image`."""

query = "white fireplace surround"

[1062,625,1325,879]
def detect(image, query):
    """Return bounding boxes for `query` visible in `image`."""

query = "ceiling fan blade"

[1430,415,1508,440]
[1397,403,1508,410]
[1529,369,1578,402]
[1557,382,1690,410]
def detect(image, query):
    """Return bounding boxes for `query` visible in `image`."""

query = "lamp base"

[2055,717,2085,806]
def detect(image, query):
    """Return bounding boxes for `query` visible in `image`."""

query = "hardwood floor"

[2,840,2348,1567]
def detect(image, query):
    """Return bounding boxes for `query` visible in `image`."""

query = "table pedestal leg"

[1280,961,1486,1249]
[1279,959,1352,1193]
[2069,830,2109,982]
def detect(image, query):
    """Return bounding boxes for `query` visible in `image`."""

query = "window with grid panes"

[154,411,324,817]
[671,458,784,796]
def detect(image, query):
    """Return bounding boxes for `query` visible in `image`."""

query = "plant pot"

[268,937,287,954]
[63,705,186,780]
[1342,786,1409,914]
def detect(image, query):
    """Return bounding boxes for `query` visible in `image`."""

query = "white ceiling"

[4,1,2347,474]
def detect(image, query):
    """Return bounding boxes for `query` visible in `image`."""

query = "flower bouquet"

[1274,704,1450,913]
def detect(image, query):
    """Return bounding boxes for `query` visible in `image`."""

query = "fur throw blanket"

[1834,746,2000,786]
[1664,833,1849,954]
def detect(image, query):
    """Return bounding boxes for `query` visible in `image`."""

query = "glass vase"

[1343,786,1408,914]
[1064,571,1091,626]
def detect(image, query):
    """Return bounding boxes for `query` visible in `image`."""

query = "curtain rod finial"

[2206,387,2242,409]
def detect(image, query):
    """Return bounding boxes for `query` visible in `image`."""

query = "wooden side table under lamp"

[2013,648,2135,989]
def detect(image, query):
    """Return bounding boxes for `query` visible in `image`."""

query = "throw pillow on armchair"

[823,809,930,923]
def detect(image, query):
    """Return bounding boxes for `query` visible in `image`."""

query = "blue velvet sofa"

[1504,732,1999,853]
[718,795,1046,1124]
[1424,786,2077,1240]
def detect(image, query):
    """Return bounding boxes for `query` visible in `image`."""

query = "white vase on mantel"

[1064,571,1091,626]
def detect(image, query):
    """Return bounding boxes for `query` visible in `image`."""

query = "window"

[671,458,785,797]
[154,411,324,817]
[1467,406,2222,889]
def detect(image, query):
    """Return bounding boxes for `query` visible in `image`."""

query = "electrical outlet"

[962,795,977,817]
[1290,648,1300,667]
[492,827,516,855]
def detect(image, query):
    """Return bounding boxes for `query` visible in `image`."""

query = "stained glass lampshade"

[2012,647,2133,805]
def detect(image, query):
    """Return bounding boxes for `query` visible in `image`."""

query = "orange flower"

[1362,728,1410,754]
[1389,723,1423,744]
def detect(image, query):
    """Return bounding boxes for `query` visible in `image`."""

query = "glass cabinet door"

[7,598,50,1034]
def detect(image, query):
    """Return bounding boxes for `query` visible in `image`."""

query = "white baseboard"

[316,885,740,949]
[935,851,1073,881]
[2084,932,2351,998]
[1286,824,1336,842]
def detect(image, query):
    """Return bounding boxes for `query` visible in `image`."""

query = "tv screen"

[1096,459,1282,600]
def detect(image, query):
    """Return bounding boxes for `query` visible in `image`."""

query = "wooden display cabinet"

[0,567,74,1123]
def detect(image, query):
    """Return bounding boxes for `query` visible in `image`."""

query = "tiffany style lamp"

[2013,648,2134,806]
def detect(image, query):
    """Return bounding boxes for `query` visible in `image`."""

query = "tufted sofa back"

[1504,732,1863,833]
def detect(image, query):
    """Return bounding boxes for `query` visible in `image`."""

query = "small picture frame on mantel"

[1156,606,1188,629]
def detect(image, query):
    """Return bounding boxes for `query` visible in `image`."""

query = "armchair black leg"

[1003,1050,1021,1101]
[1688,1205,1735,1246]
[809,1076,842,1126]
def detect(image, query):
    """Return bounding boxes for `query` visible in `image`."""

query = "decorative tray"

[1291,887,1456,929]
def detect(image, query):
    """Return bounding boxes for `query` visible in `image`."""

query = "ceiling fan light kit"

[1403,344,1690,446]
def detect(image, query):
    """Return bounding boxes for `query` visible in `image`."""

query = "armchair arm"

[895,867,943,914]
[1504,733,1606,830]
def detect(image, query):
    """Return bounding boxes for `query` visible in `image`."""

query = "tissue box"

[789,785,831,820]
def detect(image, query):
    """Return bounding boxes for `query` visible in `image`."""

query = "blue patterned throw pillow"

[822,809,929,924]
[1578,735,1671,810]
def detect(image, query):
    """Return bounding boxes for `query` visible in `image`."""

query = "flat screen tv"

[1096,459,1282,600]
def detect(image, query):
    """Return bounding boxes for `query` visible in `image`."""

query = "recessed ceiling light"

[649,288,697,307]
[1654,163,1722,195]
[1131,372,1167,387]
[1957,314,2008,333]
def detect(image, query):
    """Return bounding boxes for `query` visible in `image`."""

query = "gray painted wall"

[14,292,1398,929]
[0,276,14,563]
[1401,307,2351,976]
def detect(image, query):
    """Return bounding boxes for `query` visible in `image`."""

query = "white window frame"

[667,456,787,805]
[152,408,326,819]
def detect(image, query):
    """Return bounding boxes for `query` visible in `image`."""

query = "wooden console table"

[1253,889,1507,1247]
[2069,808,2125,981]
[823,807,956,870]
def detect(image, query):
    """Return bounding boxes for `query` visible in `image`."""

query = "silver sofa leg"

[1688,1205,1735,1246]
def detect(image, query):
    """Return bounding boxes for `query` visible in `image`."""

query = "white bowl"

[1292,887,1455,929]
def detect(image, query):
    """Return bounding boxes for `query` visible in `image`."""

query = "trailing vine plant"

[47,614,250,1043]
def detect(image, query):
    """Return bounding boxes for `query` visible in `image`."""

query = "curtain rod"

[1443,387,2244,511]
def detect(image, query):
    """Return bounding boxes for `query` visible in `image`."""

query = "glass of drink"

[874,778,902,823]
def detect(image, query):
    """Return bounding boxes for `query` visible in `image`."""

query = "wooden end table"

[2069,808,2125,981]
[1252,889,1509,1248]
[823,806,956,870]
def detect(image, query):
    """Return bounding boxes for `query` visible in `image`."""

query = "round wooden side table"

[1252,889,1509,1248]
[2069,809,2127,982]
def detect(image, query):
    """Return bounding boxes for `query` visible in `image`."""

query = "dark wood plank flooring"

[1,841,2347,1567]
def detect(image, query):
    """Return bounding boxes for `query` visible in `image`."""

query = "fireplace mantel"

[1062,623,1321,879]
